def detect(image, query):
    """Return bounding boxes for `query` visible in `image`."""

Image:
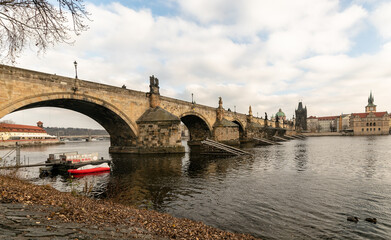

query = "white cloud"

[371,2,391,39]
[3,0,391,128]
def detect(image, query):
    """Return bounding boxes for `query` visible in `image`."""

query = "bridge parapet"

[1,64,291,154]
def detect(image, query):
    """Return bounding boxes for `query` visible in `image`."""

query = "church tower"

[365,91,376,113]
[295,102,307,131]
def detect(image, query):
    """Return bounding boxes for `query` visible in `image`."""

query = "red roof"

[351,112,388,118]
[0,123,47,133]
[318,116,339,121]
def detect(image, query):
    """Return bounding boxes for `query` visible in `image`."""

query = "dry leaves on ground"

[0,175,260,240]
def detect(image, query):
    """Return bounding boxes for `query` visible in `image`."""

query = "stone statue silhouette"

[149,75,160,94]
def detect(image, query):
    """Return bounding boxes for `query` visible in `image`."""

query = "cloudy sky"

[2,0,391,129]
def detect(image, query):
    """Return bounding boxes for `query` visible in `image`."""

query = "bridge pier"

[0,65,292,155]
[211,97,240,146]
[212,119,240,145]
[110,76,184,154]
[135,107,185,154]
[109,107,185,154]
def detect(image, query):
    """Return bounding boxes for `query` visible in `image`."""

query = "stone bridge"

[0,64,290,154]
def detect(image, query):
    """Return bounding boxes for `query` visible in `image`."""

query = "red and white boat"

[67,163,111,175]
[39,152,112,177]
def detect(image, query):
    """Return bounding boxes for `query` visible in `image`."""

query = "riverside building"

[0,121,58,147]
[349,92,389,135]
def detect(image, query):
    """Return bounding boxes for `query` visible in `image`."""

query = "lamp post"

[191,93,194,104]
[74,61,78,79]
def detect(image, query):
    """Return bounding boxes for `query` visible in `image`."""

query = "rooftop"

[0,123,47,133]
[318,116,339,121]
[351,112,388,118]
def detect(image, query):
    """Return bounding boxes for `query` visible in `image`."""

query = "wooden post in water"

[15,143,21,166]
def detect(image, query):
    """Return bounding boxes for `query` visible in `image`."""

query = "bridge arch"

[232,119,245,140]
[180,112,212,141]
[0,92,138,148]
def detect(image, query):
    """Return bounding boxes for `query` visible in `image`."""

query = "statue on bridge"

[216,97,224,121]
[149,75,160,95]
[149,75,160,108]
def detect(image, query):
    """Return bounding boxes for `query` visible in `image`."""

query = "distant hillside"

[44,127,108,136]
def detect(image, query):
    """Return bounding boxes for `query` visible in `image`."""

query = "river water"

[1,136,391,239]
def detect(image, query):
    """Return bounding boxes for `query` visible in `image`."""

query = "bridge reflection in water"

[106,151,254,210]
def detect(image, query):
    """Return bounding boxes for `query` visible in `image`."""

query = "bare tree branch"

[0,0,89,63]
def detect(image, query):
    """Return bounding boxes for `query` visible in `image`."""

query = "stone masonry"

[0,64,288,153]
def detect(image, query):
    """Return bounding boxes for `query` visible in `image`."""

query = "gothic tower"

[295,102,307,131]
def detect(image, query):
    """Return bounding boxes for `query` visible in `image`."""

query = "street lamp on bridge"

[74,61,78,79]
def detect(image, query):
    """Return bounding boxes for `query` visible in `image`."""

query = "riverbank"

[301,132,342,137]
[0,140,63,148]
[0,175,260,240]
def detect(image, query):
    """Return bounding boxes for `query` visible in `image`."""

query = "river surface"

[1,136,391,239]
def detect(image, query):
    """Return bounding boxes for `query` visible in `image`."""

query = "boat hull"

[68,167,111,175]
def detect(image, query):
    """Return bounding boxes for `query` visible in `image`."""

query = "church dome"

[276,108,286,117]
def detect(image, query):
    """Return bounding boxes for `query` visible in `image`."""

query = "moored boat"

[67,163,111,175]
[40,152,111,176]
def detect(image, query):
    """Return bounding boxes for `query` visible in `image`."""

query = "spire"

[368,91,374,105]
[365,91,376,112]
[298,102,303,110]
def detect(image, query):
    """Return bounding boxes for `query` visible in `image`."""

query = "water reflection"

[272,147,287,170]
[256,147,273,171]
[294,142,308,172]
[363,137,378,179]
[107,152,255,209]
[2,137,391,239]
[186,153,254,178]
[107,153,184,209]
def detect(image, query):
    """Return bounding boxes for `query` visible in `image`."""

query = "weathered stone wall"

[137,121,184,153]
[244,126,262,140]
[262,127,277,139]
[184,120,211,141]
[0,65,147,140]
[0,64,289,153]
[213,126,240,145]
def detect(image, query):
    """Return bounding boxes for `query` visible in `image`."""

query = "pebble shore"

[0,175,260,240]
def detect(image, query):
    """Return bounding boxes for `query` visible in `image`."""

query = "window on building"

[379,128,381,131]
[367,128,369,131]
[366,122,369,126]
[374,122,376,126]
[370,123,372,126]
[370,128,372,131]
[362,128,364,131]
